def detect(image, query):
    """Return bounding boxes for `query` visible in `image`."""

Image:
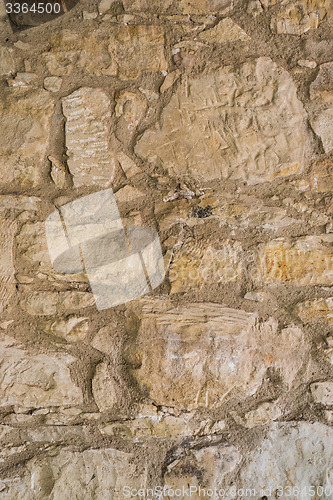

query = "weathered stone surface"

[243,402,282,428]
[0,47,15,76]
[179,0,233,15]
[122,0,173,11]
[310,157,333,192]
[44,76,62,92]
[40,316,89,341]
[0,336,83,409]
[164,444,242,492]
[169,242,244,293]
[270,0,332,35]
[136,58,310,184]
[311,381,333,405]
[115,91,147,133]
[62,88,116,187]
[0,218,17,313]
[257,236,333,285]
[294,297,333,324]
[236,422,333,492]
[0,448,143,499]
[22,291,94,315]
[198,18,250,43]
[108,25,168,79]
[311,108,333,153]
[129,299,310,410]
[92,361,117,411]
[310,63,333,102]
[0,90,53,188]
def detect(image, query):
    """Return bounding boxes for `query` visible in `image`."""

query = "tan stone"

[179,0,233,14]
[294,297,333,325]
[115,91,147,132]
[311,108,333,153]
[92,361,117,411]
[62,88,116,188]
[237,422,333,492]
[244,402,282,428]
[40,317,89,342]
[198,18,250,43]
[0,90,53,188]
[0,448,144,499]
[129,299,311,410]
[49,156,70,189]
[311,381,333,405]
[310,158,333,192]
[0,218,17,313]
[270,0,332,35]
[160,70,181,93]
[44,76,62,92]
[257,236,333,285]
[108,25,167,79]
[0,47,15,76]
[114,185,145,203]
[0,336,83,409]
[164,444,242,494]
[22,291,94,316]
[122,0,173,11]
[169,242,244,293]
[136,58,310,184]
[310,63,333,102]
[7,72,37,87]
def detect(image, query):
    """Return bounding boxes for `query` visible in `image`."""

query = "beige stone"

[0,90,53,188]
[0,336,83,409]
[108,25,167,79]
[122,0,173,11]
[164,444,242,494]
[62,88,116,187]
[114,185,145,204]
[270,0,332,35]
[40,316,89,342]
[169,242,244,293]
[0,448,144,499]
[294,297,333,324]
[0,218,17,313]
[92,361,117,411]
[311,381,333,405]
[244,402,282,428]
[179,0,233,14]
[0,46,15,76]
[130,299,310,410]
[22,291,94,316]
[44,76,62,92]
[310,158,333,192]
[7,72,37,87]
[310,63,333,102]
[160,70,181,93]
[257,236,333,285]
[49,156,70,189]
[115,91,147,132]
[237,422,333,491]
[136,58,310,184]
[198,18,250,43]
[311,108,333,152]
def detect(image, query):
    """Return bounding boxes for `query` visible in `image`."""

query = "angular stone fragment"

[108,25,167,79]
[310,157,333,192]
[22,291,94,316]
[294,297,333,324]
[0,47,15,76]
[0,448,143,499]
[92,361,117,411]
[270,0,332,35]
[198,18,250,43]
[44,76,62,92]
[0,336,83,409]
[62,88,116,187]
[257,236,333,285]
[122,0,173,11]
[0,90,53,188]
[244,402,282,428]
[311,108,333,153]
[136,58,310,184]
[237,422,333,491]
[129,299,310,410]
[310,63,333,102]
[0,218,17,313]
[115,91,147,132]
[40,316,89,342]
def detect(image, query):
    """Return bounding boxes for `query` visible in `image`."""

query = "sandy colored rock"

[92,361,117,411]
[311,381,333,405]
[237,422,333,491]
[122,0,173,11]
[129,299,311,410]
[311,108,333,153]
[310,63,333,102]
[108,25,168,79]
[115,90,147,132]
[270,0,332,35]
[310,157,333,192]
[0,448,144,499]
[244,402,282,428]
[40,316,89,342]
[44,76,62,92]
[198,18,250,43]
[0,46,15,76]
[179,0,233,14]
[257,235,333,285]
[136,58,310,184]
[62,88,116,187]
[0,90,53,188]
[0,336,83,409]
[294,297,333,324]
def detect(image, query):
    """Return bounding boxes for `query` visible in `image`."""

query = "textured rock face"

[129,300,310,410]
[136,58,310,184]
[0,0,332,494]
[62,88,116,187]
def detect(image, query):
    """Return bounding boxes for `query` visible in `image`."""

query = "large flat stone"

[136,58,310,184]
[270,0,332,35]
[129,299,311,410]
[62,88,116,187]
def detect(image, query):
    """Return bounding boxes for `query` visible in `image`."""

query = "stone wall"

[0,0,332,497]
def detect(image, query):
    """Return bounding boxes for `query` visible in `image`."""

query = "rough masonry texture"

[0,0,332,497]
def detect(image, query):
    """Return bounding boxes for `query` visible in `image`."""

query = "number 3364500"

[6,3,61,14]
